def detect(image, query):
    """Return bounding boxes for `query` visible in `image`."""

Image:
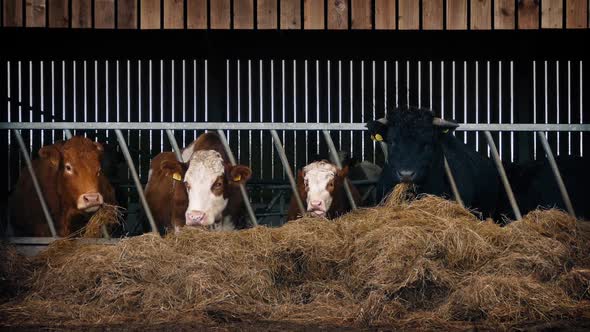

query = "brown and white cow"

[144,132,252,234]
[9,136,117,237]
[287,160,361,221]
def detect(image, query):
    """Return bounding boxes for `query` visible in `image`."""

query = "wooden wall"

[2,0,589,29]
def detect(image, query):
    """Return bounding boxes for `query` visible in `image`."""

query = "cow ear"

[366,118,389,142]
[160,159,184,181]
[38,144,62,167]
[229,165,252,185]
[337,165,349,178]
[432,117,459,134]
[93,141,104,154]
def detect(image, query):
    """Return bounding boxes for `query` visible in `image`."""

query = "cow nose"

[186,210,206,226]
[397,170,416,182]
[310,200,323,208]
[83,193,101,204]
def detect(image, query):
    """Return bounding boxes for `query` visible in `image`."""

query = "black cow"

[497,156,590,221]
[366,105,500,219]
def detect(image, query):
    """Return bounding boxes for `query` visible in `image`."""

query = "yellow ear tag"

[172,172,182,181]
[233,175,242,182]
[442,129,449,134]
[374,134,383,142]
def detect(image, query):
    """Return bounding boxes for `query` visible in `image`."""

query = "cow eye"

[214,181,222,188]
[65,163,73,173]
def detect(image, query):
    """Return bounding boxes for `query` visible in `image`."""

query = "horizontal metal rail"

[1,122,589,132]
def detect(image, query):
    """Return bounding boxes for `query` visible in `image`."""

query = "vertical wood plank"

[4,0,24,26]
[304,0,324,29]
[210,0,230,29]
[351,0,371,29]
[234,0,254,29]
[26,0,46,27]
[71,0,91,28]
[327,0,348,29]
[494,0,515,29]
[140,0,160,29]
[187,0,207,29]
[375,0,395,29]
[49,0,68,27]
[542,0,563,28]
[95,0,114,28]
[280,0,301,29]
[164,0,184,28]
[257,0,277,29]
[118,0,137,29]
[471,0,491,29]
[423,0,444,30]
[566,0,588,28]
[447,0,467,29]
[518,0,539,29]
[398,0,419,30]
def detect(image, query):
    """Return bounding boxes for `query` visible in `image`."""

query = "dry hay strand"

[81,204,125,238]
[1,195,590,330]
[0,244,35,302]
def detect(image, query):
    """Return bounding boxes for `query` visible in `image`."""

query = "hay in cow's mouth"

[1,186,590,330]
[81,204,125,238]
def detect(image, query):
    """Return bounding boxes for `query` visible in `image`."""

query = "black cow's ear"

[432,117,459,134]
[229,165,252,185]
[38,144,62,167]
[366,118,389,142]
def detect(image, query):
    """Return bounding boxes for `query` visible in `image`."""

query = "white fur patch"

[184,150,228,226]
[303,161,337,215]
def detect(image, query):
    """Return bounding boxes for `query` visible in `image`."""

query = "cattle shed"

[1,1,590,331]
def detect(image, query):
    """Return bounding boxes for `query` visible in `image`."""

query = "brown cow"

[9,136,117,237]
[287,160,361,221]
[144,132,252,234]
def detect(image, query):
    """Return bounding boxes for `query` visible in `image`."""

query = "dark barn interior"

[1,0,590,330]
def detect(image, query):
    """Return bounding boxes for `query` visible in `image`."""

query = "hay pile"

[1,185,590,330]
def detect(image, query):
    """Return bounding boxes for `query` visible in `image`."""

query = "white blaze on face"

[184,150,228,226]
[303,161,337,217]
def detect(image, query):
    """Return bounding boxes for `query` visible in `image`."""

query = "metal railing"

[1,122,588,242]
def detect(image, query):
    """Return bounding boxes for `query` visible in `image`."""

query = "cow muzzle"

[397,170,416,183]
[77,192,104,213]
[307,200,327,217]
[186,210,208,227]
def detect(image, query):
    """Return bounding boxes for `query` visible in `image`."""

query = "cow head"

[298,160,349,217]
[366,106,459,184]
[183,150,252,227]
[39,136,106,213]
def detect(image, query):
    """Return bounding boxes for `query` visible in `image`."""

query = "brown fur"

[144,152,189,234]
[287,161,362,221]
[9,137,117,237]
[144,132,253,233]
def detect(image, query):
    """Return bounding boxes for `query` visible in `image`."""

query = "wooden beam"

[71,0,91,28]
[471,0,491,30]
[304,0,324,29]
[141,0,160,29]
[187,0,207,29]
[541,0,563,29]
[566,0,588,28]
[280,0,301,29]
[95,0,115,28]
[118,0,137,29]
[423,0,443,30]
[164,0,184,28]
[234,0,254,29]
[518,0,539,29]
[210,0,230,29]
[26,0,46,27]
[4,0,24,26]
[327,0,348,29]
[398,0,419,30]
[447,0,467,29]
[351,0,371,29]
[494,0,515,29]
[257,0,277,29]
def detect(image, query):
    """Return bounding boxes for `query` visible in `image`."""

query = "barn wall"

[1,0,589,29]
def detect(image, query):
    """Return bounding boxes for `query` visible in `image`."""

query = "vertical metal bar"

[499,61,503,157]
[536,131,576,217]
[14,130,57,237]
[533,61,537,159]
[40,61,44,147]
[581,60,584,157]
[556,60,560,155]
[475,61,479,151]
[510,61,514,162]
[165,129,183,162]
[270,129,305,216]
[441,60,444,119]
[362,60,365,160]
[115,129,158,234]
[464,61,467,144]
[568,61,571,155]
[64,130,73,139]
[418,61,421,108]
[443,156,464,207]
[106,60,109,142]
[484,131,522,221]
[305,60,309,165]
[323,130,358,210]
[216,130,258,227]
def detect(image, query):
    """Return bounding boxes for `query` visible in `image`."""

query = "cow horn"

[376,117,388,125]
[432,117,459,128]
